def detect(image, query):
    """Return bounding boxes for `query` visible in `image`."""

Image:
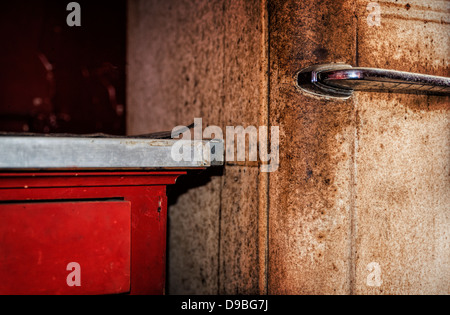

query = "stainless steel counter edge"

[0,137,224,169]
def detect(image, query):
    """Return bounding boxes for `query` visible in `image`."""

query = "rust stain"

[354,0,450,295]
[378,1,449,14]
[268,0,357,294]
[382,14,450,25]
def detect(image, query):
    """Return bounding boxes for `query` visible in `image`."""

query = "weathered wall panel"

[127,0,225,133]
[128,0,449,295]
[354,0,450,294]
[219,166,260,295]
[127,0,264,294]
[167,173,222,294]
[353,94,450,294]
[267,0,357,294]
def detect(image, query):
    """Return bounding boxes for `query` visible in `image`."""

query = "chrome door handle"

[297,63,450,99]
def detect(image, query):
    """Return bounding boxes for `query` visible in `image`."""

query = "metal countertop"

[0,135,224,170]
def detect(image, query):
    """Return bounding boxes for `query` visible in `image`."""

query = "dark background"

[0,0,126,135]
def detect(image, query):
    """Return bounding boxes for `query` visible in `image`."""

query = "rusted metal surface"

[127,0,449,295]
[353,0,450,295]
[269,0,449,295]
[219,166,260,294]
[267,0,357,294]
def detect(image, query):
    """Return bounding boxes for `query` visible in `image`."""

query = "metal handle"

[297,64,450,99]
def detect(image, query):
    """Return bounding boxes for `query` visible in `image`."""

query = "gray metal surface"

[0,136,224,170]
[297,63,450,99]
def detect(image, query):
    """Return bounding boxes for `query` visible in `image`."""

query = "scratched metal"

[0,137,224,169]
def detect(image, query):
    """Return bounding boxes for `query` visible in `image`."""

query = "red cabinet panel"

[0,171,187,295]
[0,201,131,295]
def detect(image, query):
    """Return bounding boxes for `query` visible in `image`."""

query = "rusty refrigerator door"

[268,0,449,295]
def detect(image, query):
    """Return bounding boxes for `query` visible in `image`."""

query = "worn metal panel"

[353,0,450,294]
[220,0,263,129]
[218,0,264,294]
[127,0,227,295]
[127,0,450,296]
[219,166,260,295]
[0,137,223,169]
[353,94,450,295]
[127,0,264,294]
[127,0,226,134]
[267,0,357,294]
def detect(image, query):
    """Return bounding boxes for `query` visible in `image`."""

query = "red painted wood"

[0,171,187,295]
[0,201,131,295]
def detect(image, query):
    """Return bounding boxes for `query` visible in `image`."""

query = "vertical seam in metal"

[348,0,359,295]
[259,0,270,296]
[348,98,359,295]
[355,8,360,67]
[217,174,225,295]
[217,0,228,295]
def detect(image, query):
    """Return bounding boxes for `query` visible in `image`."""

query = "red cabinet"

[0,201,131,295]
[0,171,187,295]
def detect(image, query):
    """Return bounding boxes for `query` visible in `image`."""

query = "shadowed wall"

[127,0,449,295]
